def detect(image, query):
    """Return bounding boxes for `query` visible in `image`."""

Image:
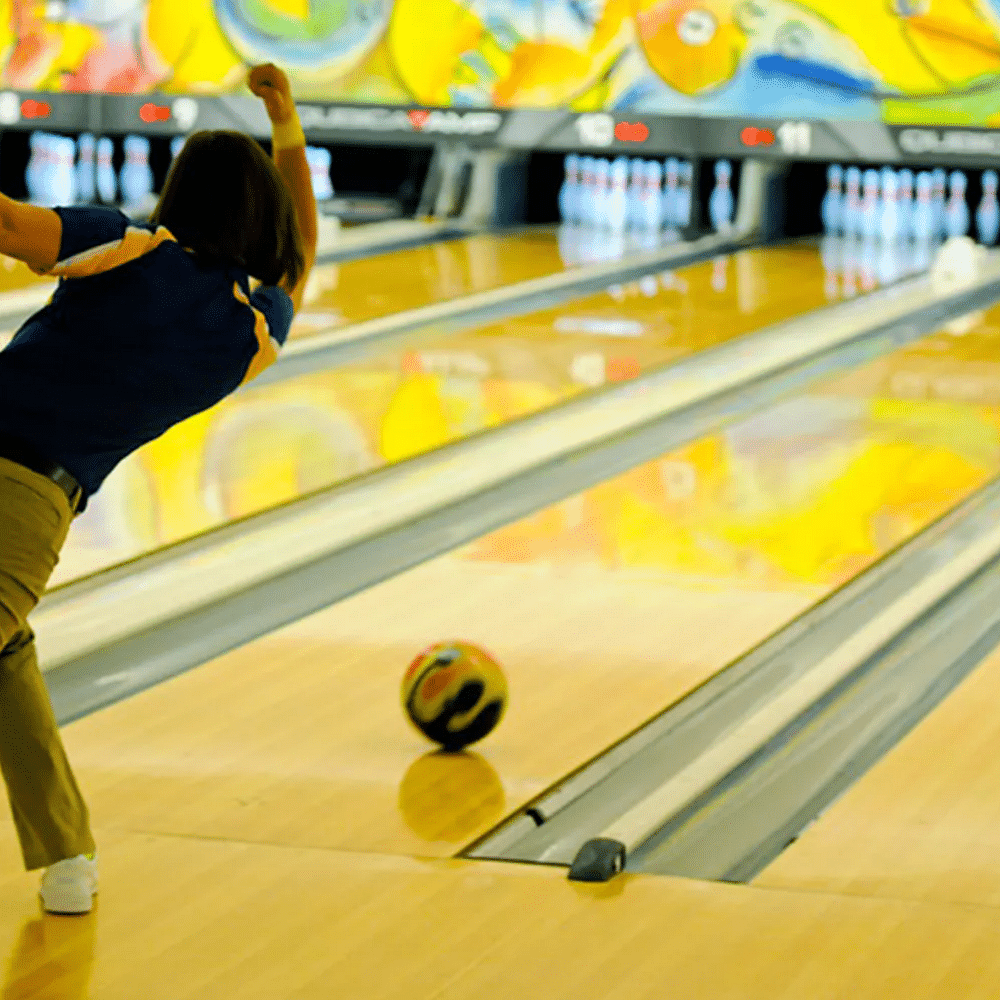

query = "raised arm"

[248,63,317,314]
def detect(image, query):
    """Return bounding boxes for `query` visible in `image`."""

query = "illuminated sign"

[614,122,650,143]
[20,98,51,119]
[741,126,775,147]
[297,105,502,137]
[139,103,171,123]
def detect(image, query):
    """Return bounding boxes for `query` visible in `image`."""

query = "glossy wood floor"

[756,623,1000,911]
[287,226,625,339]
[2,829,999,999]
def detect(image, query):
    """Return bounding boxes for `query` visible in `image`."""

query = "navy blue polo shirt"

[0,206,295,513]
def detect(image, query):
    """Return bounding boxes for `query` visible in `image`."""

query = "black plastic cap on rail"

[568,838,627,882]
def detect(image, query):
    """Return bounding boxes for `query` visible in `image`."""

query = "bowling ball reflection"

[398,751,506,844]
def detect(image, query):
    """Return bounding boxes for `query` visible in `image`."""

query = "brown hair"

[148,129,306,288]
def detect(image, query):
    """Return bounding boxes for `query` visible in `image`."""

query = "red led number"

[741,126,775,147]
[614,122,649,143]
[20,99,51,119]
[139,103,171,123]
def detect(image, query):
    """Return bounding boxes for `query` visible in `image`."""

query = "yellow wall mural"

[4,0,1000,123]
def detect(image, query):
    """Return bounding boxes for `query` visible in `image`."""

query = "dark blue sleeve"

[250,285,295,347]
[52,206,132,264]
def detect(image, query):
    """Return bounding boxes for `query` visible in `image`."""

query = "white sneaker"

[39,853,98,915]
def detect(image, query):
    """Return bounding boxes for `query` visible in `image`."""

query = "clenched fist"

[248,63,295,125]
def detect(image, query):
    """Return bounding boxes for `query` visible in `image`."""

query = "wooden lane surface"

[42,297,1000,861]
[1,828,1000,998]
[755,629,1000,908]
[50,242,859,585]
[287,227,610,339]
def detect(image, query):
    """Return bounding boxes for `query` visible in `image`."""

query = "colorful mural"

[2,1,1000,123]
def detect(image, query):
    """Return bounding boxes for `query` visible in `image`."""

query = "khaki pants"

[0,456,94,870]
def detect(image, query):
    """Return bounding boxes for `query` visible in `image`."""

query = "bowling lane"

[51,239,887,585]
[52,297,1000,863]
[283,226,652,340]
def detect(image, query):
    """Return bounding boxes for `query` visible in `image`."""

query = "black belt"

[0,433,82,512]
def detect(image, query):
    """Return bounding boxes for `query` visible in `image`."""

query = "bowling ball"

[402,641,507,751]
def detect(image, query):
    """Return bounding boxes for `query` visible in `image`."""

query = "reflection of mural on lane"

[462,388,1000,591]
[50,355,586,584]
[46,242,857,583]
[200,399,377,520]
[9,0,1000,122]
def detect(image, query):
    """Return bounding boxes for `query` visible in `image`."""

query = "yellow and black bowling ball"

[402,641,507,751]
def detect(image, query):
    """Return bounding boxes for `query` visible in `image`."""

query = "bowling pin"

[25,131,42,204]
[39,135,61,207]
[52,136,77,206]
[642,159,663,231]
[608,156,629,232]
[594,158,611,228]
[859,168,879,241]
[709,159,734,232]
[912,171,934,242]
[945,170,970,237]
[897,168,914,241]
[821,164,843,235]
[75,133,96,204]
[879,167,899,243]
[977,169,999,246]
[675,160,693,229]
[559,153,580,224]
[844,166,862,238]
[627,159,645,230]
[580,157,597,227]
[931,167,947,239]
[307,146,334,201]
[96,137,117,205]
[663,157,679,229]
[120,135,154,208]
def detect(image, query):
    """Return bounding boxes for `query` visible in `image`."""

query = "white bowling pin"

[821,164,843,235]
[709,159,734,231]
[121,135,153,207]
[663,157,679,229]
[580,157,597,227]
[879,167,899,243]
[25,131,42,204]
[627,159,645,230]
[912,171,933,243]
[977,169,999,246]
[307,146,334,201]
[931,168,947,238]
[96,137,117,205]
[75,133,96,203]
[844,166,862,237]
[607,157,629,232]
[559,153,580,224]
[642,159,663,231]
[53,136,77,206]
[945,170,970,237]
[860,168,880,241]
[39,134,59,207]
[897,168,914,241]
[594,158,611,228]
[675,161,693,228]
